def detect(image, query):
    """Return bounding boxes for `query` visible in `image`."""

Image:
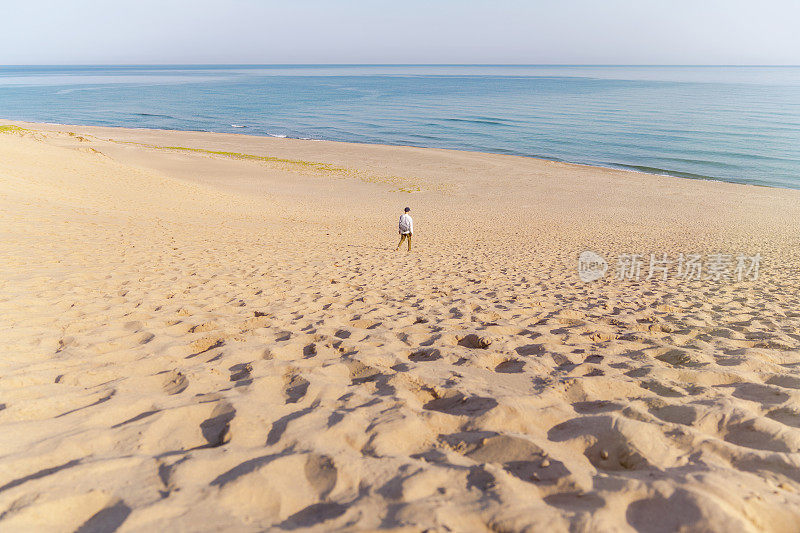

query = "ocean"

[1,65,799,189]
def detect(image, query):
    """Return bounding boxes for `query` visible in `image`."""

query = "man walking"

[396,207,413,252]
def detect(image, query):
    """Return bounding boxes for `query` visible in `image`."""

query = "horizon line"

[2,63,800,68]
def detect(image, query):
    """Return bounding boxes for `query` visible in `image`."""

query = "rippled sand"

[1,121,800,532]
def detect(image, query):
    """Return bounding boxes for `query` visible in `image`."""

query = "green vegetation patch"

[0,125,29,134]
[114,140,432,192]
[108,139,441,193]
[157,145,347,173]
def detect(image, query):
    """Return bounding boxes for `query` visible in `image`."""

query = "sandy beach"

[2,119,800,531]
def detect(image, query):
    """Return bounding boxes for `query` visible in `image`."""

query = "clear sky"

[2,0,799,65]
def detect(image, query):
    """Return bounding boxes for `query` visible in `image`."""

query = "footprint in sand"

[731,382,790,405]
[156,456,188,497]
[130,331,155,345]
[264,338,329,360]
[466,466,495,491]
[515,344,545,356]
[189,321,218,333]
[284,374,310,404]
[422,391,498,417]
[544,491,605,512]
[458,333,493,349]
[123,320,143,331]
[655,348,701,368]
[548,415,658,472]
[187,335,225,358]
[303,343,317,358]
[647,403,699,426]
[162,371,188,395]
[494,358,525,373]
[723,418,798,452]
[56,336,76,353]
[229,362,253,384]
[304,453,337,499]
[571,400,626,415]
[626,490,705,533]
[74,500,132,533]
[346,360,393,393]
[765,375,800,390]
[639,380,685,398]
[409,348,442,362]
[767,407,800,428]
[715,356,746,366]
[199,402,236,447]
[440,431,573,488]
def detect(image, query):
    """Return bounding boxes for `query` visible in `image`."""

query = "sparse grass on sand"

[122,141,430,191]
[0,125,29,134]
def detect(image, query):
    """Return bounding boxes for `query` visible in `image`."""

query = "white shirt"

[399,213,413,234]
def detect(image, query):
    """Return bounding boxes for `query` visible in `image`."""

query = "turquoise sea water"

[1,65,799,189]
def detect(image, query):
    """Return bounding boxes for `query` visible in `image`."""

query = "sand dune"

[1,121,800,531]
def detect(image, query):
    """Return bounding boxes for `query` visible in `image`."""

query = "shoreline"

[0,118,783,192]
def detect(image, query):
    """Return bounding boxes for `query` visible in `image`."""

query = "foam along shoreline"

[1,119,800,531]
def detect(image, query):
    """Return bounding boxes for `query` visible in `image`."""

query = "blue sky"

[3,0,799,64]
